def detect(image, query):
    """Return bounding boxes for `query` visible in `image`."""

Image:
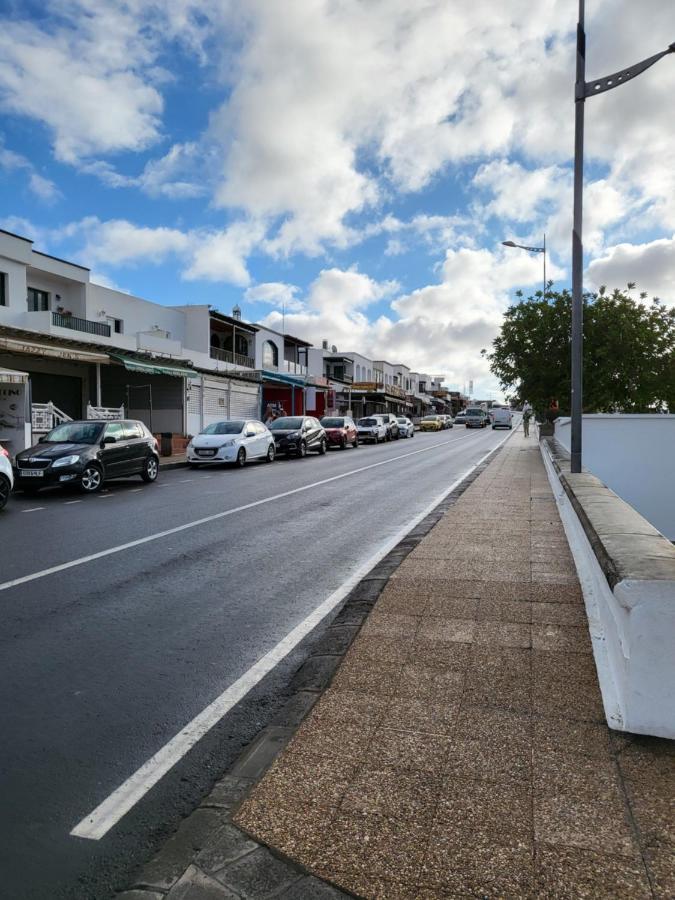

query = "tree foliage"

[483,285,675,415]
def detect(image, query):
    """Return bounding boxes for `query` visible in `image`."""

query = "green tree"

[483,285,675,415]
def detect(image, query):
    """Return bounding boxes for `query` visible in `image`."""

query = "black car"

[14,419,160,494]
[268,416,327,458]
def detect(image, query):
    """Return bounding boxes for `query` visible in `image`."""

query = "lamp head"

[502,241,517,247]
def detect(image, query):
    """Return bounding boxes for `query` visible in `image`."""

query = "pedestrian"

[522,404,532,437]
[263,404,276,425]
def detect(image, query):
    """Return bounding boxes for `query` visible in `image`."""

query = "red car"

[320,416,359,449]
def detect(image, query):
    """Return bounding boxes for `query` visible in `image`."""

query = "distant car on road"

[269,416,327,458]
[13,419,159,494]
[464,407,488,429]
[356,417,387,443]
[187,419,275,467]
[419,415,443,432]
[454,410,468,425]
[0,445,13,510]
[396,417,415,438]
[489,407,513,430]
[320,416,359,449]
[438,415,454,429]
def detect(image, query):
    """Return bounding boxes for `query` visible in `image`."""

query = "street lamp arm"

[581,43,675,99]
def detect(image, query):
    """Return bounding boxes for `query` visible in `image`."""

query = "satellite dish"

[331,345,337,353]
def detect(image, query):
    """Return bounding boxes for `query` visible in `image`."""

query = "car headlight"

[221,440,235,448]
[53,455,80,468]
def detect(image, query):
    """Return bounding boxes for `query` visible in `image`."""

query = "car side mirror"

[245,429,256,437]
[102,435,116,445]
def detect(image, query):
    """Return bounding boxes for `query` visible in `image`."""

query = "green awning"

[110,354,200,378]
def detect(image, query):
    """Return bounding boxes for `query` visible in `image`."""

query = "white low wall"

[555,415,675,539]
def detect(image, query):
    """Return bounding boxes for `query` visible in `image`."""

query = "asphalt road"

[0,425,512,899]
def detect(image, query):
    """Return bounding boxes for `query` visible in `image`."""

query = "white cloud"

[245,282,304,311]
[183,220,266,285]
[0,140,60,202]
[586,236,675,303]
[82,142,208,199]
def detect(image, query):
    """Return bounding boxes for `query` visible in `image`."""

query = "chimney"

[232,304,242,320]
[322,339,329,350]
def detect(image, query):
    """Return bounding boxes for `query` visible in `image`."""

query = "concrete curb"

[118,439,511,899]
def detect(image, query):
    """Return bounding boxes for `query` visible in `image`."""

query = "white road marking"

[64,500,83,505]
[22,507,45,513]
[69,430,515,840]
[179,479,193,483]
[1,434,479,595]
[129,489,143,493]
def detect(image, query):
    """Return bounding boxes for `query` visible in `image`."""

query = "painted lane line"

[0,435,471,594]
[22,507,45,513]
[129,489,143,493]
[70,428,514,841]
[179,479,193,483]
[64,500,83,505]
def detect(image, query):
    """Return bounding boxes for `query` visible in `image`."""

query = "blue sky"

[1,0,674,397]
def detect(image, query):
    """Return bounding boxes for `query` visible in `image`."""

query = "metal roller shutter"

[230,380,261,418]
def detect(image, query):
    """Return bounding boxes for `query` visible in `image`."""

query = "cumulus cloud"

[0,140,60,202]
[586,237,675,303]
[244,282,304,311]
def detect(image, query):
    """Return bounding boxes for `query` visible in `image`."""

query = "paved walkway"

[235,432,674,898]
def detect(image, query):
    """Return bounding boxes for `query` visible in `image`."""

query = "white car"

[490,407,513,429]
[356,416,388,443]
[0,444,13,510]
[187,419,275,468]
[396,416,415,438]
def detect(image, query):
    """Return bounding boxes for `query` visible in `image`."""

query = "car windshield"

[201,420,244,435]
[466,409,483,416]
[358,418,377,426]
[269,417,304,430]
[44,422,103,444]
[321,418,344,427]
[396,418,407,424]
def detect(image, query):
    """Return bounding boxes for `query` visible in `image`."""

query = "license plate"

[197,449,216,457]
[22,469,44,477]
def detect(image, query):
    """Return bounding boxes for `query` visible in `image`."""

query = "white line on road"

[64,500,83,505]
[179,479,193,483]
[69,429,515,840]
[22,507,45,513]
[129,489,143,493]
[1,435,475,594]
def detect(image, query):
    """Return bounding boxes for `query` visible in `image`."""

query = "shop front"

[0,367,31,454]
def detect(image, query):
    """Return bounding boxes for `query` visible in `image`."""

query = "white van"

[490,407,513,429]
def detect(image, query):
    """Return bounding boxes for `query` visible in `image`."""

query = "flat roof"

[32,249,90,272]
[0,227,33,244]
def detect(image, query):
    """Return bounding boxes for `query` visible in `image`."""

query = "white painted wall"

[555,415,675,539]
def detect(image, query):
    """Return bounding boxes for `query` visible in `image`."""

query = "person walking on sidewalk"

[522,404,532,437]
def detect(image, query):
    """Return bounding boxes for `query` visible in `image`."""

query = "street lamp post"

[502,237,547,301]
[571,0,674,473]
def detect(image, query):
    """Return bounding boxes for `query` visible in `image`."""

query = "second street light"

[502,236,547,302]
[571,1,674,473]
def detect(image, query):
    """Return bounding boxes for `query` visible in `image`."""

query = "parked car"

[320,416,359,449]
[269,416,327,457]
[464,407,488,429]
[489,407,513,430]
[374,413,400,440]
[419,415,443,432]
[454,410,468,425]
[438,415,454,429]
[13,419,160,494]
[187,419,275,467]
[356,416,387,443]
[396,417,415,438]
[0,445,13,510]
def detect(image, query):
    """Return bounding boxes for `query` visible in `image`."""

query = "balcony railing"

[210,346,255,368]
[52,312,111,337]
[281,359,307,375]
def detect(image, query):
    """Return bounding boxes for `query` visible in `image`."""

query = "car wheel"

[80,464,103,493]
[352,437,359,448]
[0,475,10,510]
[297,440,307,458]
[141,456,159,482]
[339,437,346,450]
[318,439,327,455]
[235,448,246,468]
[266,443,275,462]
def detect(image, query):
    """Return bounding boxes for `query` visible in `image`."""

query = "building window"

[262,340,278,368]
[27,287,49,311]
[0,272,6,306]
[367,368,372,380]
[355,364,361,380]
[113,319,123,334]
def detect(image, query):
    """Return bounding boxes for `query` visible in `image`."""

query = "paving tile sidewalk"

[234,432,675,899]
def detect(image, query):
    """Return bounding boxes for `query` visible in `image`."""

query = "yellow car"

[419,415,443,432]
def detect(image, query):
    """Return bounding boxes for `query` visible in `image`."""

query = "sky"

[1,0,674,398]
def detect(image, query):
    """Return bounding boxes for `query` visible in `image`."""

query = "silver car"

[396,417,415,438]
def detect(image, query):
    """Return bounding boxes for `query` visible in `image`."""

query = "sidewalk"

[232,431,674,898]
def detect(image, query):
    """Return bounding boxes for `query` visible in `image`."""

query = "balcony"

[281,359,307,376]
[52,311,111,338]
[210,346,255,368]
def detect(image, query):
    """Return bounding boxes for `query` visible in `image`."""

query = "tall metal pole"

[571,0,585,473]
[542,234,547,303]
